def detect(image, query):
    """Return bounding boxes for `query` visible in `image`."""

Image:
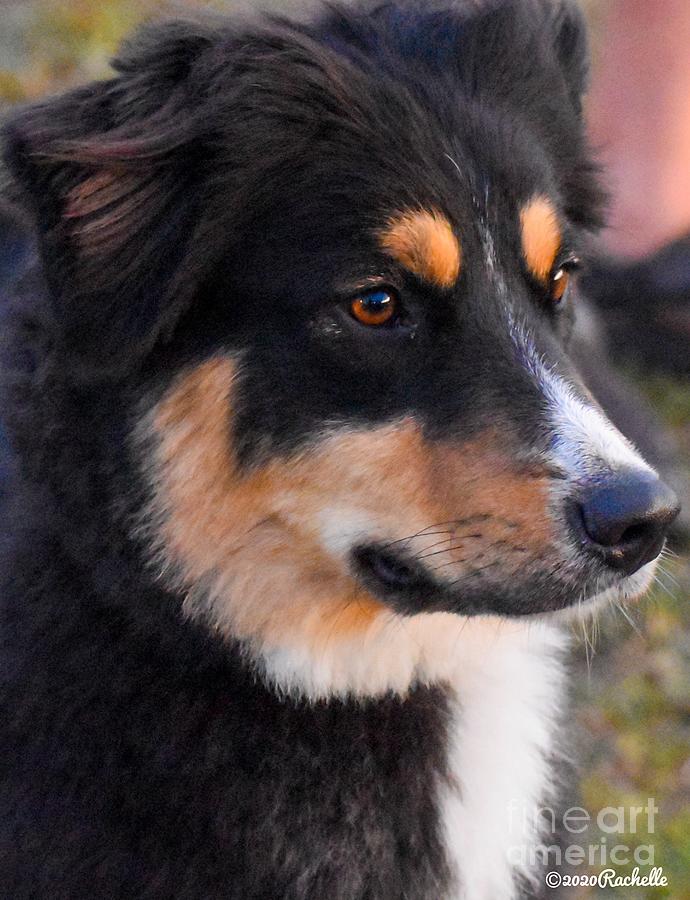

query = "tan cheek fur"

[140,357,557,696]
[519,195,561,284]
[378,208,461,288]
[145,358,388,652]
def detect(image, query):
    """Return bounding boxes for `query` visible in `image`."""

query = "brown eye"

[550,267,570,304]
[350,289,398,326]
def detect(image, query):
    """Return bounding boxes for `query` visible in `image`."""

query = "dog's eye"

[548,258,580,307]
[550,268,570,304]
[350,288,399,326]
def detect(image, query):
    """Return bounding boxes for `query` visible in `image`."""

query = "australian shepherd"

[0,1,679,898]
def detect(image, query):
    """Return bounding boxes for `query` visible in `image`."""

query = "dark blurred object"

[582,233,690,377]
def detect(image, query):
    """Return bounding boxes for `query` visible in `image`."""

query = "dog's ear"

[550,0,590,113]
[2,19,223,378]
[494,0,591,113]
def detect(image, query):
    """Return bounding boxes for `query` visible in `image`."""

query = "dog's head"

[3,1,678,696]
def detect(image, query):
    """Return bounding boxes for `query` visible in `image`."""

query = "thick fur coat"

[0,2,678,898]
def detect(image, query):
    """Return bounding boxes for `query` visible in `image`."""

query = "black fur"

[0,2,603,896]
[0,198,33,287]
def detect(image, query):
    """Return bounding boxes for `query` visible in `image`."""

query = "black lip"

[352,540,629,619]
[352,544,445,613]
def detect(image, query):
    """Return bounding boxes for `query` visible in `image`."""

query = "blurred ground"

[570,374,690,899]
[1,2,688,897]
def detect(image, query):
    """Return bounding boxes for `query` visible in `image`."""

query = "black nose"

[573,471,680,575]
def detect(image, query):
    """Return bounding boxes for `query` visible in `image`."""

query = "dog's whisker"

[659,545,679,560]
[579,595,594,673]
[655,561,682,590]
[613,599,643,636]
[651,571,678,602]
[410,535,457,556]
[416,542,467,562]
[428,556,469,574]
[383,524,455,549]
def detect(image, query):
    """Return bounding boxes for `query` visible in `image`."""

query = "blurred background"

[0,2,688,897]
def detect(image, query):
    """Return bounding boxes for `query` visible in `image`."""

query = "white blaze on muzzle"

[507,314,654,480]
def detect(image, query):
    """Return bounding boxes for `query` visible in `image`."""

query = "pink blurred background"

[587,0,690,258]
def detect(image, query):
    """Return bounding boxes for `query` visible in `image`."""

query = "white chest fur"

[440,620,568,899]
[242,594,567,897]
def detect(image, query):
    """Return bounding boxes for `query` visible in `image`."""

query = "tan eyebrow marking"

[378,208,461,288]
[519,196,562,283]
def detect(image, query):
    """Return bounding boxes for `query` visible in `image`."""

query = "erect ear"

[550,0,590,113]
[2,19,224,378]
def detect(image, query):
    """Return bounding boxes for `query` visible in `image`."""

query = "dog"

[0,2,680,898]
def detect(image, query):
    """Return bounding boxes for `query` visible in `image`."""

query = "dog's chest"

[250,620,567,899]
[437,622,567,900]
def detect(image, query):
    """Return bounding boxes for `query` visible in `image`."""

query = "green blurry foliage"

[0,0,312,106]
[0,1,154,103]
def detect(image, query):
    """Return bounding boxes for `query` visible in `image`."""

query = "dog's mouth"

[351,540,661,619]
[348,465,678,618]
[352,544,440,608]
